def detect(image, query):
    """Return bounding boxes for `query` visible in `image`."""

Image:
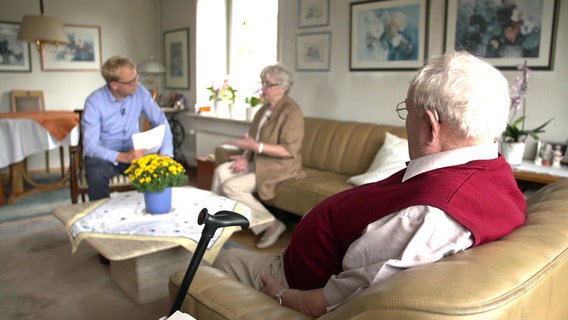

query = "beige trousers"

[213,248,289,290]
[211,161,271,234]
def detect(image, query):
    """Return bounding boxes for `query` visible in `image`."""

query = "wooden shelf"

[512,161,568,185]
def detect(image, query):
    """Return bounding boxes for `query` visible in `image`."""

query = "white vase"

[215,100,231,118]
[501,142,526,166]
[230,102,247,121]
[246,105,261,122]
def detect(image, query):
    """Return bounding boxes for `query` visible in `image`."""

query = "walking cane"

[168,208,250,316]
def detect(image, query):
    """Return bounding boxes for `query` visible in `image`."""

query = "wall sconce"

[17,0,68,52]
[138,56,166,101]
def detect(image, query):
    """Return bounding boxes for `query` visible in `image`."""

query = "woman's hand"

[227,133,257,151]
[229,155,249,173]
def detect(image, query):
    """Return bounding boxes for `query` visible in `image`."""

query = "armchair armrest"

[214,145,243,167]
[168,266,312,320]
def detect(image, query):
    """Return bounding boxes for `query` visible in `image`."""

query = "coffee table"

[52,187,274,304]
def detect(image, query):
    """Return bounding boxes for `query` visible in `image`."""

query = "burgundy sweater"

[283,156,526,290]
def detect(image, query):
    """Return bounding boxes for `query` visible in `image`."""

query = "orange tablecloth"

[0,110,79,141]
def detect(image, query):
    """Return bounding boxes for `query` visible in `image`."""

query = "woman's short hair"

[408,51,510,143]
[260,64,294,93]
[101,55,137,83]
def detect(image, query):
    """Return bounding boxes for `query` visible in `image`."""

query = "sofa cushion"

[347,132,409,186]
[263,167,352,216]
[302,118,406,176]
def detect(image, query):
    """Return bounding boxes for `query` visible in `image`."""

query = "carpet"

[1,174,71,223]
[0,215,170,320]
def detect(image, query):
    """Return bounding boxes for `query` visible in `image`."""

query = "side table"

[196,156,215,190]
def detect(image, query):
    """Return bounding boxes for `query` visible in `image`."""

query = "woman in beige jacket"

[211,64,305,248]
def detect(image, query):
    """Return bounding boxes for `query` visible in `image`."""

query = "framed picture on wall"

[164,28,190,89]
[299,0,330,28]
[349,0,429,71]
[444,0,560,70]
[0,21,31,72]
[296,32,331,71]
[41,24,102,71]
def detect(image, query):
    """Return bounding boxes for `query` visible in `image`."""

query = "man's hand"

[116,148,146,164]
[229,155,249,173]
[260,273,328,317]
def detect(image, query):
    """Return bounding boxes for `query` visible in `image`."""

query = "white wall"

[0,0,162,171]
[278,0,568,158]
[2,0,567,171]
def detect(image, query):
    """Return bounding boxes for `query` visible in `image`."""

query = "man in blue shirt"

[82,55,173,201]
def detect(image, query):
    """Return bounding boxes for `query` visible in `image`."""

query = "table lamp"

[138,56,166,101]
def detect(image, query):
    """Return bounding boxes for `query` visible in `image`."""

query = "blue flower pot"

[144,187,172,214]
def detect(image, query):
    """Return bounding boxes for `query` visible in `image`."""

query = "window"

[196,0,278,104]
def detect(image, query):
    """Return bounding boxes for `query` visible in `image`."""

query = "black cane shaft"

[169,234,213,316]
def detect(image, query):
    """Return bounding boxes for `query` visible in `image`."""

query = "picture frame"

[299,0,330,28]
[444,0,560,70]
[350,0,429,71]
[164,28,190,89]
[534,140,567,167]
[41,24,102,71]
[0,21,31,72]
[296,32,331,71]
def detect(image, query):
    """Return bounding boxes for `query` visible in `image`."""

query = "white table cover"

[0,118,79,168]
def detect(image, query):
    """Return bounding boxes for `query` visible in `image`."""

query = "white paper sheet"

[132,124,165,154]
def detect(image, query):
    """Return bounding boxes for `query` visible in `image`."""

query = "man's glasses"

[396,100,441,123]
[115,74,140,86]
[395,100,407,120]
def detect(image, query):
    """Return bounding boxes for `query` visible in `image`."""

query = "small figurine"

[552,145,563,168]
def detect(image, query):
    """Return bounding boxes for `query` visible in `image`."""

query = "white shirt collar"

[403,143,499,182]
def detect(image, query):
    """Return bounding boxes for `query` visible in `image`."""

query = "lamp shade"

[17,15,68,46]
[138,56,166,74]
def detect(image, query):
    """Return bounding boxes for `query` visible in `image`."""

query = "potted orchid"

[503,61,552,143]
[207,79,236,118]
[501,61,553,165]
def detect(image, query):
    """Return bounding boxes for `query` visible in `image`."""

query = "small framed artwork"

[350,0,429,71]
[0,21,31,72]
[164,28,190,89]
[296,32,331,71]
[444,0,560,70]
[534,140,567,167]
[41,24,102,71]
[299,0,330,28]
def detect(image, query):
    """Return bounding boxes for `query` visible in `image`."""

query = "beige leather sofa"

[215,117,407,216]
[169,178,568,319]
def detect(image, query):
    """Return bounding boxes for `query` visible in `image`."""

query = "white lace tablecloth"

[67,188,243,254]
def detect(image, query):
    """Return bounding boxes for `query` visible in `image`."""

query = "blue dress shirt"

[82,84,173,163]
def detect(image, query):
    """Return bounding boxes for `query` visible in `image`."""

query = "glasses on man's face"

[115,74,140,86]
[395,100,407,120]
[261,80,280,89]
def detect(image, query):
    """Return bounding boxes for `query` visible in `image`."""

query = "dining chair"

[68,109,134,204]
[9,90,65,176]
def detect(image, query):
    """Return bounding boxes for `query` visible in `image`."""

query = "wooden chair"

[69,110,134,204]
[9,90,65,176]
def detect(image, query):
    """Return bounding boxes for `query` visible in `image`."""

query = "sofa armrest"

[169,266,312,320]
[214,146,243,167]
